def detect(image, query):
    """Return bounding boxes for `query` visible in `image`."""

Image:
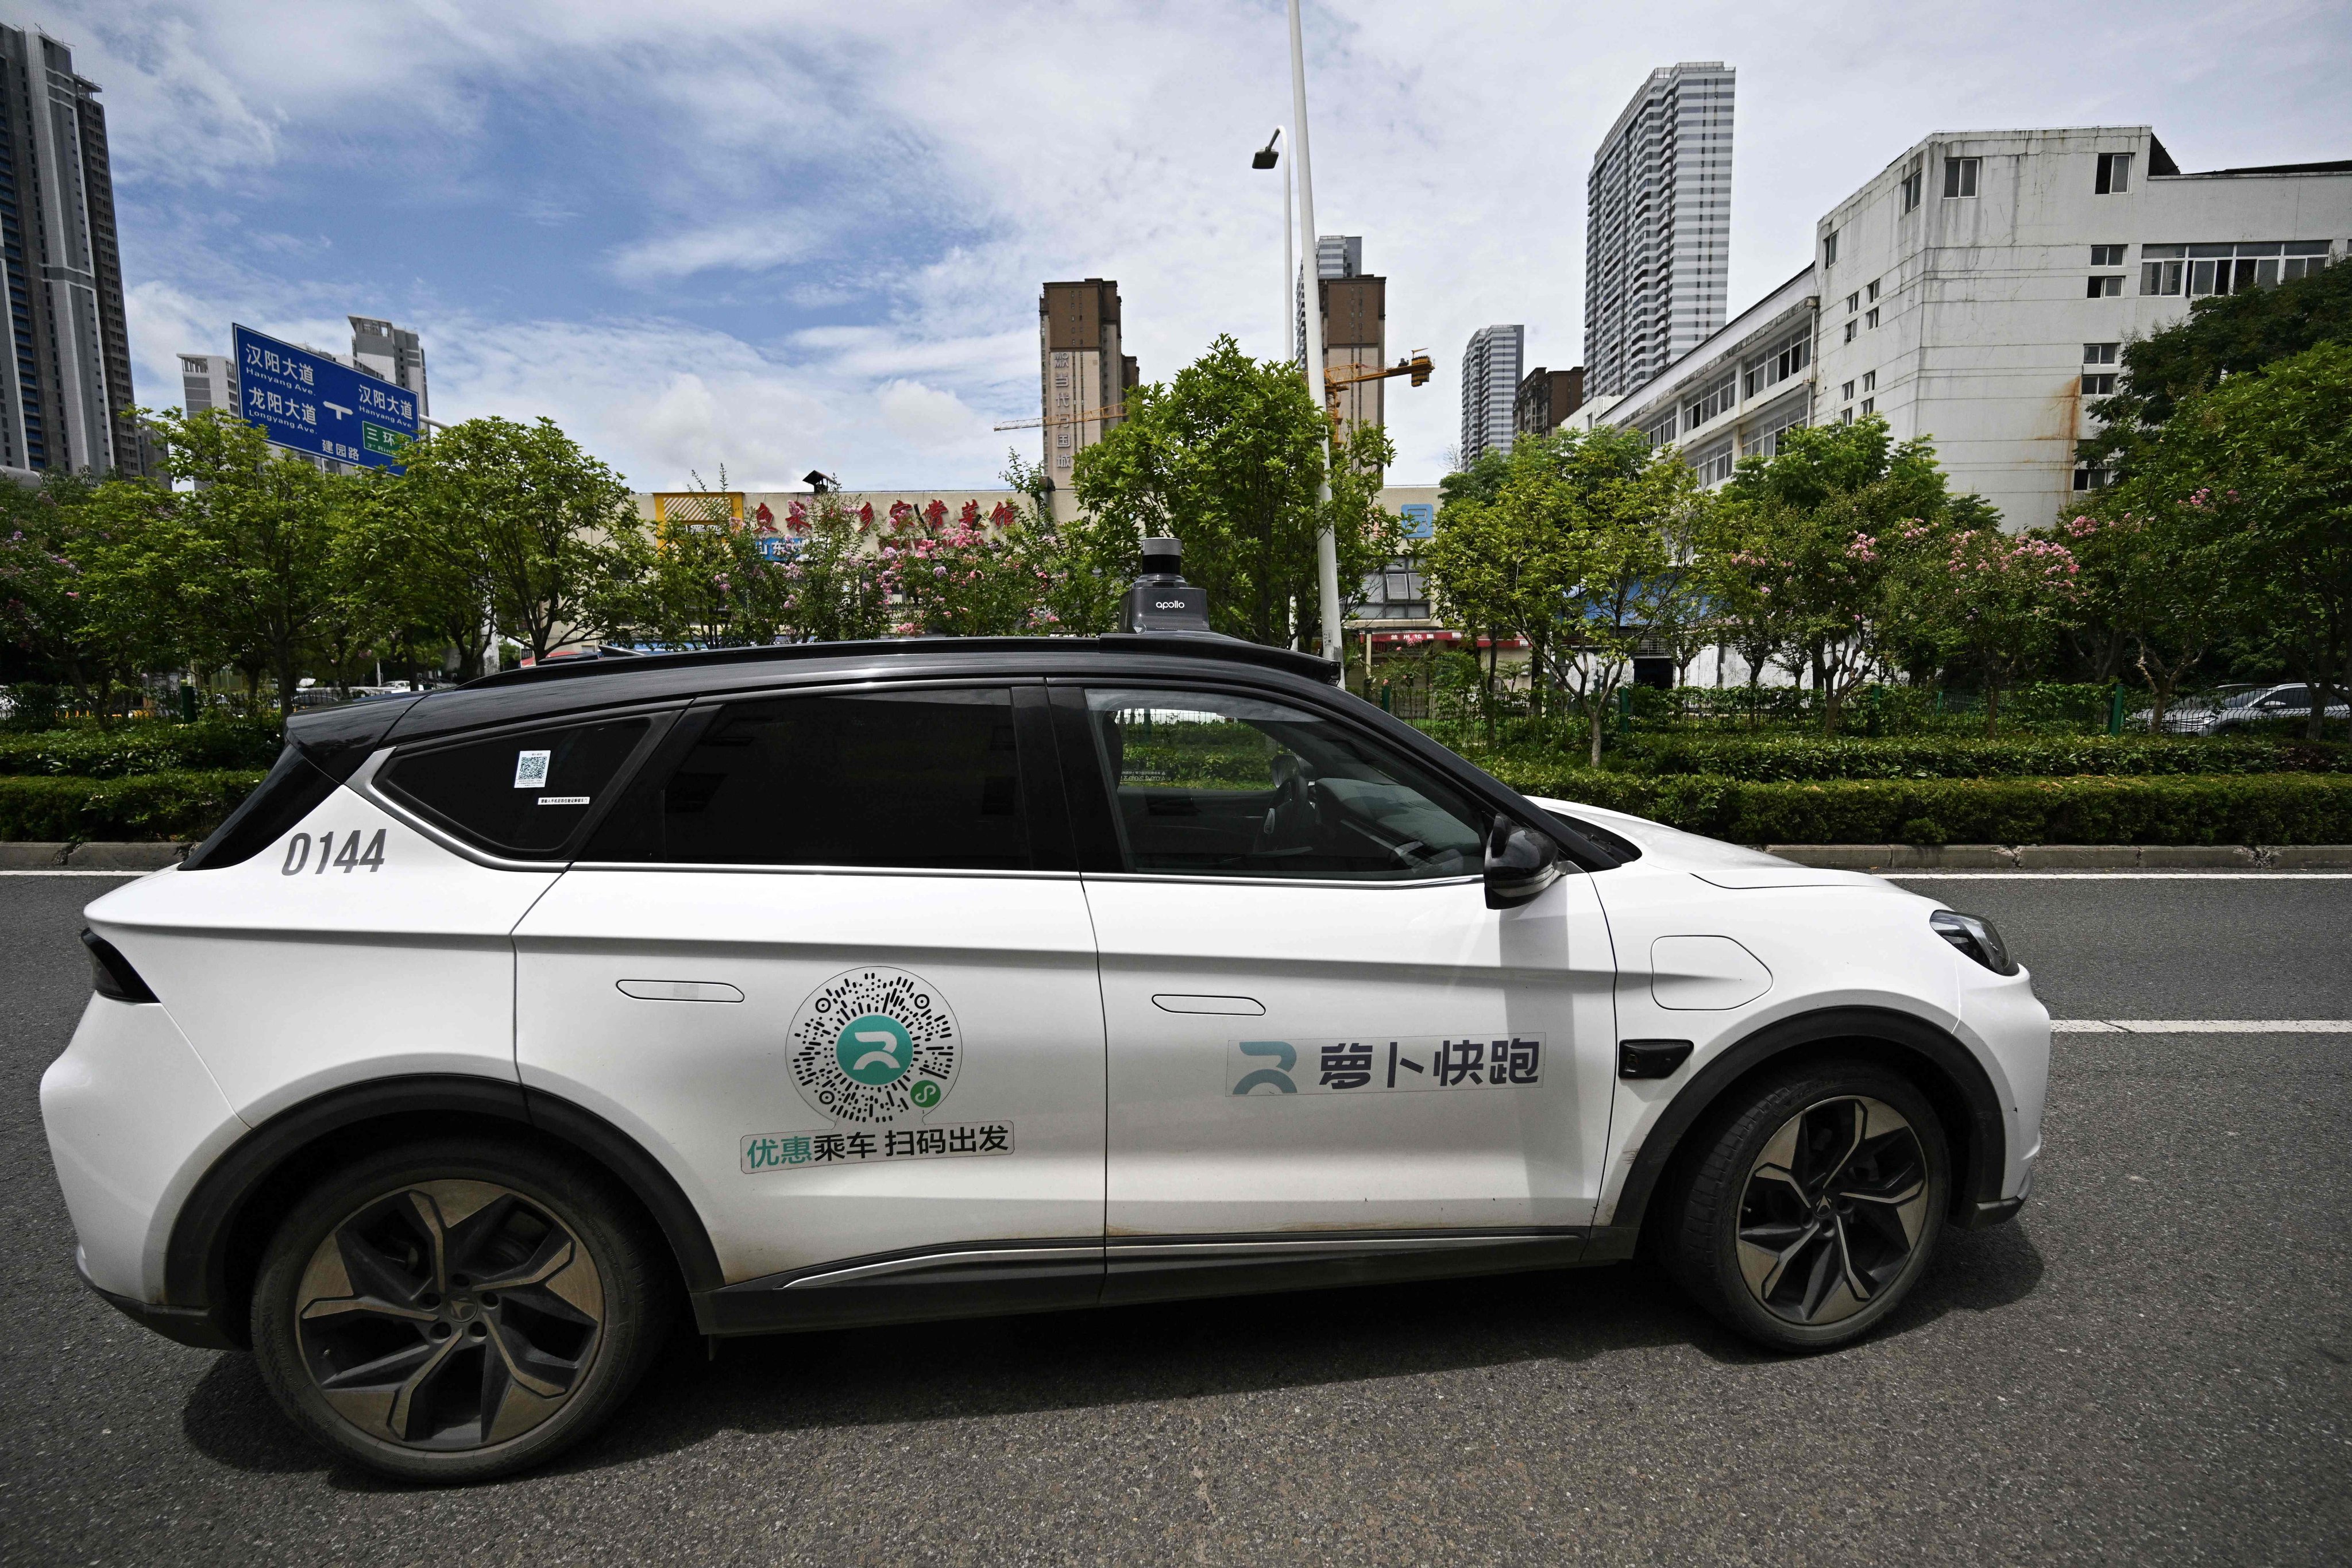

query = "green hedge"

[1607,735,2351,781]
[1488,766,2352,846]
[10,763,2351,849]
[0,722,283,778]
[0,770,267,842]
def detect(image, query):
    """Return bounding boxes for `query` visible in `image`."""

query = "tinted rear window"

[584,688,1029,870]
[381,718,653,856]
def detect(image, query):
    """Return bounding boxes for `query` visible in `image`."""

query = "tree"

[2081,257,2352,473]
[2102,341,2352,738]
[397,416,640,661]
[1424,426,1709,766]
[779,496,890,643]
[0,471,176,718]
[338,468,496,683]
[148,408,346,719]
[1071,335,1396,650]
[1714,418,1986,735]
[1434,445,1517,733]
[1909,526,2082,735]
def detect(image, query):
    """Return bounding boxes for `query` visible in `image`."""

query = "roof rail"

[462,634,1341,689]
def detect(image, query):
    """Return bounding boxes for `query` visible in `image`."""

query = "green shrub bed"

[1484,766,2352,846]
[1609,735,2350,781]
[0,770,268,841]
[10,763,2351,848]
[0,722,282,778]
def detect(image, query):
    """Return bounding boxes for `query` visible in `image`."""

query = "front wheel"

[1660,1061,1949,1352]
[250,1138,670,1482]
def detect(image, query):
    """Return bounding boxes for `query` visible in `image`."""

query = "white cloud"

[876,379,981,450]
[608,221,826,284]
[67,0,2352,487]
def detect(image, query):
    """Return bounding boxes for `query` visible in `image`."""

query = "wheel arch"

[163,1075,724,1349]
[1591,1006,2009,1261]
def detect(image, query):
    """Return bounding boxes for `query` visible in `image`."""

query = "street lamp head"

[1252,128,1282,170]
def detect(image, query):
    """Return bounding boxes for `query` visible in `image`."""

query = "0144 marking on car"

[740,1121,1014,1173]
[280,829,387,876]
[787,966,962,1125]
[1229,1035,1544,1096]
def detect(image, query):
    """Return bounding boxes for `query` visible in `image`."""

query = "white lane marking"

[0,868,150,878]
[1882,872,2352,880]
[2054,1019,2352,1033]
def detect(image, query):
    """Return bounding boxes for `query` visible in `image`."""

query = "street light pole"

[1285,0,1342,661]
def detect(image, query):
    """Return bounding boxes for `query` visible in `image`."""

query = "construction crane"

[1324,350,1434,410]
[992,406,1127,432]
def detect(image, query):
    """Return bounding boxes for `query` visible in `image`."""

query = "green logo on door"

[836,1014,914,1086]
[787,967,963,1126]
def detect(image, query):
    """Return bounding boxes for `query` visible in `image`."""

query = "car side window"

[1082,688,1487,882]
[586,688,1030,871]
[380,717,654,858]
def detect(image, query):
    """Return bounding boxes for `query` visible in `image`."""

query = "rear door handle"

[617,980,744,1003]
[1151,994,1265,1015]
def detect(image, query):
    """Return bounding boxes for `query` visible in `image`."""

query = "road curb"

[1762,843,2352,870]
[0,841,191,870]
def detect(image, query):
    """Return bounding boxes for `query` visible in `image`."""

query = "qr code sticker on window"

[513,749,551,789]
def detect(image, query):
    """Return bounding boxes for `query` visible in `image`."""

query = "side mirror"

[1485,818,1562,910]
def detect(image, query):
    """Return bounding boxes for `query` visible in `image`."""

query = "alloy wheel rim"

[1736,1095,1931,1326]
[293,1179,605,1451]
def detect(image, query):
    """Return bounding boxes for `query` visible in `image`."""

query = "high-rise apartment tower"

[0,26,142,476]
[1459,325,1523,462]
[1585,61,1735,399]
[1296,236,1387,441]
[1038,279,1133,485]
[350,316,429,418]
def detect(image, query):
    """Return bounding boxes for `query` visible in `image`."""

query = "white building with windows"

[1590,126,2349,531]
[1459,325,1523,464]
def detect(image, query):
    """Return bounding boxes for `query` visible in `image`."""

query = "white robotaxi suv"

[42,546,2048,1482]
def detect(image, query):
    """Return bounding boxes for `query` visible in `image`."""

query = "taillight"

[81,929,159,1003]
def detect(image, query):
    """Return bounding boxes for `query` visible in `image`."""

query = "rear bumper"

[76,1252,237,1350]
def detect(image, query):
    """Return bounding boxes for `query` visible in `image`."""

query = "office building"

[0,26,142,477]
[1038,279,1134,488]
[1591,123,2348,540]
[1513,366,1585,439]
[1584,62,1736,400]
[1458,326,1523,462]
[350,316,428,418]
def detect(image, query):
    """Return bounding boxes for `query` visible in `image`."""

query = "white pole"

[1282,130,1295,364]
[1286,0,1341,660]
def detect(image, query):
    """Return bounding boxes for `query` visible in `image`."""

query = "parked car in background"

[2130,682,2345,735]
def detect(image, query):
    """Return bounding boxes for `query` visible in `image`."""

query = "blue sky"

[45,0,2352,492]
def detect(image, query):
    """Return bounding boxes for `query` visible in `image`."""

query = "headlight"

[1930,910,2018,975]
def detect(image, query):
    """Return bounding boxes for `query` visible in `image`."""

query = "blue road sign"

[231,323,418,473]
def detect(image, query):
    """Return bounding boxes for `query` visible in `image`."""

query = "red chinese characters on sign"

[990,500,1018,528]
[959,499,982,526]
[752,501,775,532]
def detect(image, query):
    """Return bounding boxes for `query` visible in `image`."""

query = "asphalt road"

[3,872,2347,1565]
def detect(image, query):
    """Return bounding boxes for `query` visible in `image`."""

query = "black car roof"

[288,634,1343,755]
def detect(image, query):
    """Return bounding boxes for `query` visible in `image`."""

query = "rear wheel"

[1661,1061,1949,1352]
[251,1138,670,1482]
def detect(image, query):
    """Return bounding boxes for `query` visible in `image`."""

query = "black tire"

[250,1137,671,1482]
[1659,1059,1949,1353]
